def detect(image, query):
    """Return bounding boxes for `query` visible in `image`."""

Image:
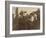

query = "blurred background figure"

[29,13,34,22]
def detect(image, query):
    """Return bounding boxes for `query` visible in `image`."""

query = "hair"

[24,11,26,13]
[20,11,23,16]
[30,13,33,16]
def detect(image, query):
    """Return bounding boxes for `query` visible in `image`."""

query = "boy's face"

[23,13,27,16]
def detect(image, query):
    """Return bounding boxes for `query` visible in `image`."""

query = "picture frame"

[5,1,45,37]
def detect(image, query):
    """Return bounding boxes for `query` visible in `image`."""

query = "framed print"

[5,1,45,37]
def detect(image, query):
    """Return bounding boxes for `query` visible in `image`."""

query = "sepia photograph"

[12,7,40,30]
[9,4,43,35]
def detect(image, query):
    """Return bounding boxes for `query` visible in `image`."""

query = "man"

[18,11,27,30]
